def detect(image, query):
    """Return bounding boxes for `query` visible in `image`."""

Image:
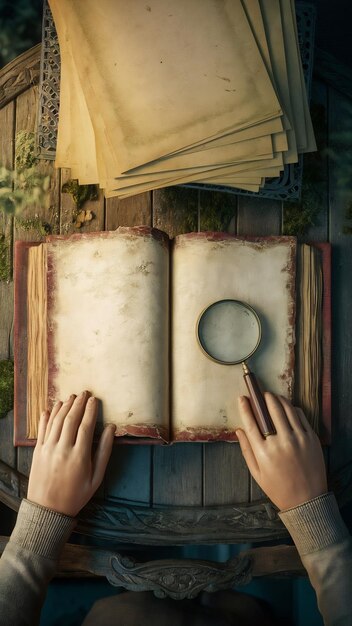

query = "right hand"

[236,393,328,511]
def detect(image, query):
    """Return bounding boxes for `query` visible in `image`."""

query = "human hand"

[236,393,328,511]
[27,391,116,517]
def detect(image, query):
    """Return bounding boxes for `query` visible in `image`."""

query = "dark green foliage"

[0,0,43,68]
[0,232,11,282]
[0,131,50,216]
[0,359,14,418]
[61,180,99,209]
[283,180,323,237]
[15,131,37,171]
[199,190,236,231]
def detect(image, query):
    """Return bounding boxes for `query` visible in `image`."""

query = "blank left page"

[45,228,169,440]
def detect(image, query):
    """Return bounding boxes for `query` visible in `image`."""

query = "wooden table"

[1,45,352,597]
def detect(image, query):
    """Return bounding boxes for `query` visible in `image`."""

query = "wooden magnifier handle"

[242,362,276,437]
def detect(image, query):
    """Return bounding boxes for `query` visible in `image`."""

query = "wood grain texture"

[60,169,105,235]
[203,442,250,505]
[14,87,60,243]
[0,101,15,360]
[237,196,282,235]
[0,537,304,579]
[0,100,15,168]
[105,193,152,230]
[14,86,59,477]
[199,189,237,232]
[104,445,152,505]
[0,411,16,469]
[153,187,198,238]
[328,86,352,473]
[0,44,41,109]
[0,283,13,360]
[300,79,329,243]
[0,100,15,360]
[0,102,15,468]
[153,444,203,506]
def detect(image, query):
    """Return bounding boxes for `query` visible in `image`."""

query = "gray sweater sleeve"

[279,492,352,626]
[0,498,76,626]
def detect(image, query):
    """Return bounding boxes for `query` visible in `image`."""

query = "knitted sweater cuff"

[278,492,350,556]
[10,499,77,561]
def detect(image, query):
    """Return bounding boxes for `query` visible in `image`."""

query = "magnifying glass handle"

[242,362,276,437]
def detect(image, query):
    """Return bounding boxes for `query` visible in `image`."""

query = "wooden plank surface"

[0,44,40,109]
[0,100,15,468]
[14,86,60,478]
[0,101,15,357]
[301,79,329,243]
[104,445,152,505]
[153,187,198,238]
[328,86,352,474]
[0,100,15,355]
[237,196,282,236]
[105,193,152,230]
[60,168,105,235]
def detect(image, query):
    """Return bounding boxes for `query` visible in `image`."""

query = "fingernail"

[88,396,96,403]
[65,394,74,402]
[106,423,116,432]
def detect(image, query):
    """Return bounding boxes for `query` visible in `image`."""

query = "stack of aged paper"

[49,0,316,198]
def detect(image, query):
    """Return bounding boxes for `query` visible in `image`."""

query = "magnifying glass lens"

[198,300,260,364]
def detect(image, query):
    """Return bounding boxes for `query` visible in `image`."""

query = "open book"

[14,228,330,444]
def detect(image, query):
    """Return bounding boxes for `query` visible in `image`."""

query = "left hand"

[27,391,116,517]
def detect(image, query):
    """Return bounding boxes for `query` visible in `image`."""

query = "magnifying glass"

[197,299,276,437]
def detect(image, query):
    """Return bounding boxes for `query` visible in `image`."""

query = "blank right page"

[171,234,296,441]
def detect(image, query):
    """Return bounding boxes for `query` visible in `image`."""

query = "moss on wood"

[0,360,14,418]
[0,232,11,282]
[199,190,236,231]
[15,131,37,172]
[283,180,323,237]
[61,179,99,209]
[15,215,52,237]
[0,131,50,216]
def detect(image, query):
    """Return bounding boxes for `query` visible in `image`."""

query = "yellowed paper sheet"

[171,236,296,437]
[52,0,99,183]
[50,0,282,174]
[46,230,169,434]
[125,135,274,177]
[104,154,284,198]
[162,116,284,156]
[204,166,283,181]
[280,0,306,151]
[242,0,289,155]
[260,0,298,164]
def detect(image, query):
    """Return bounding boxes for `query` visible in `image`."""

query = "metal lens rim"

[196,299,262,365]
